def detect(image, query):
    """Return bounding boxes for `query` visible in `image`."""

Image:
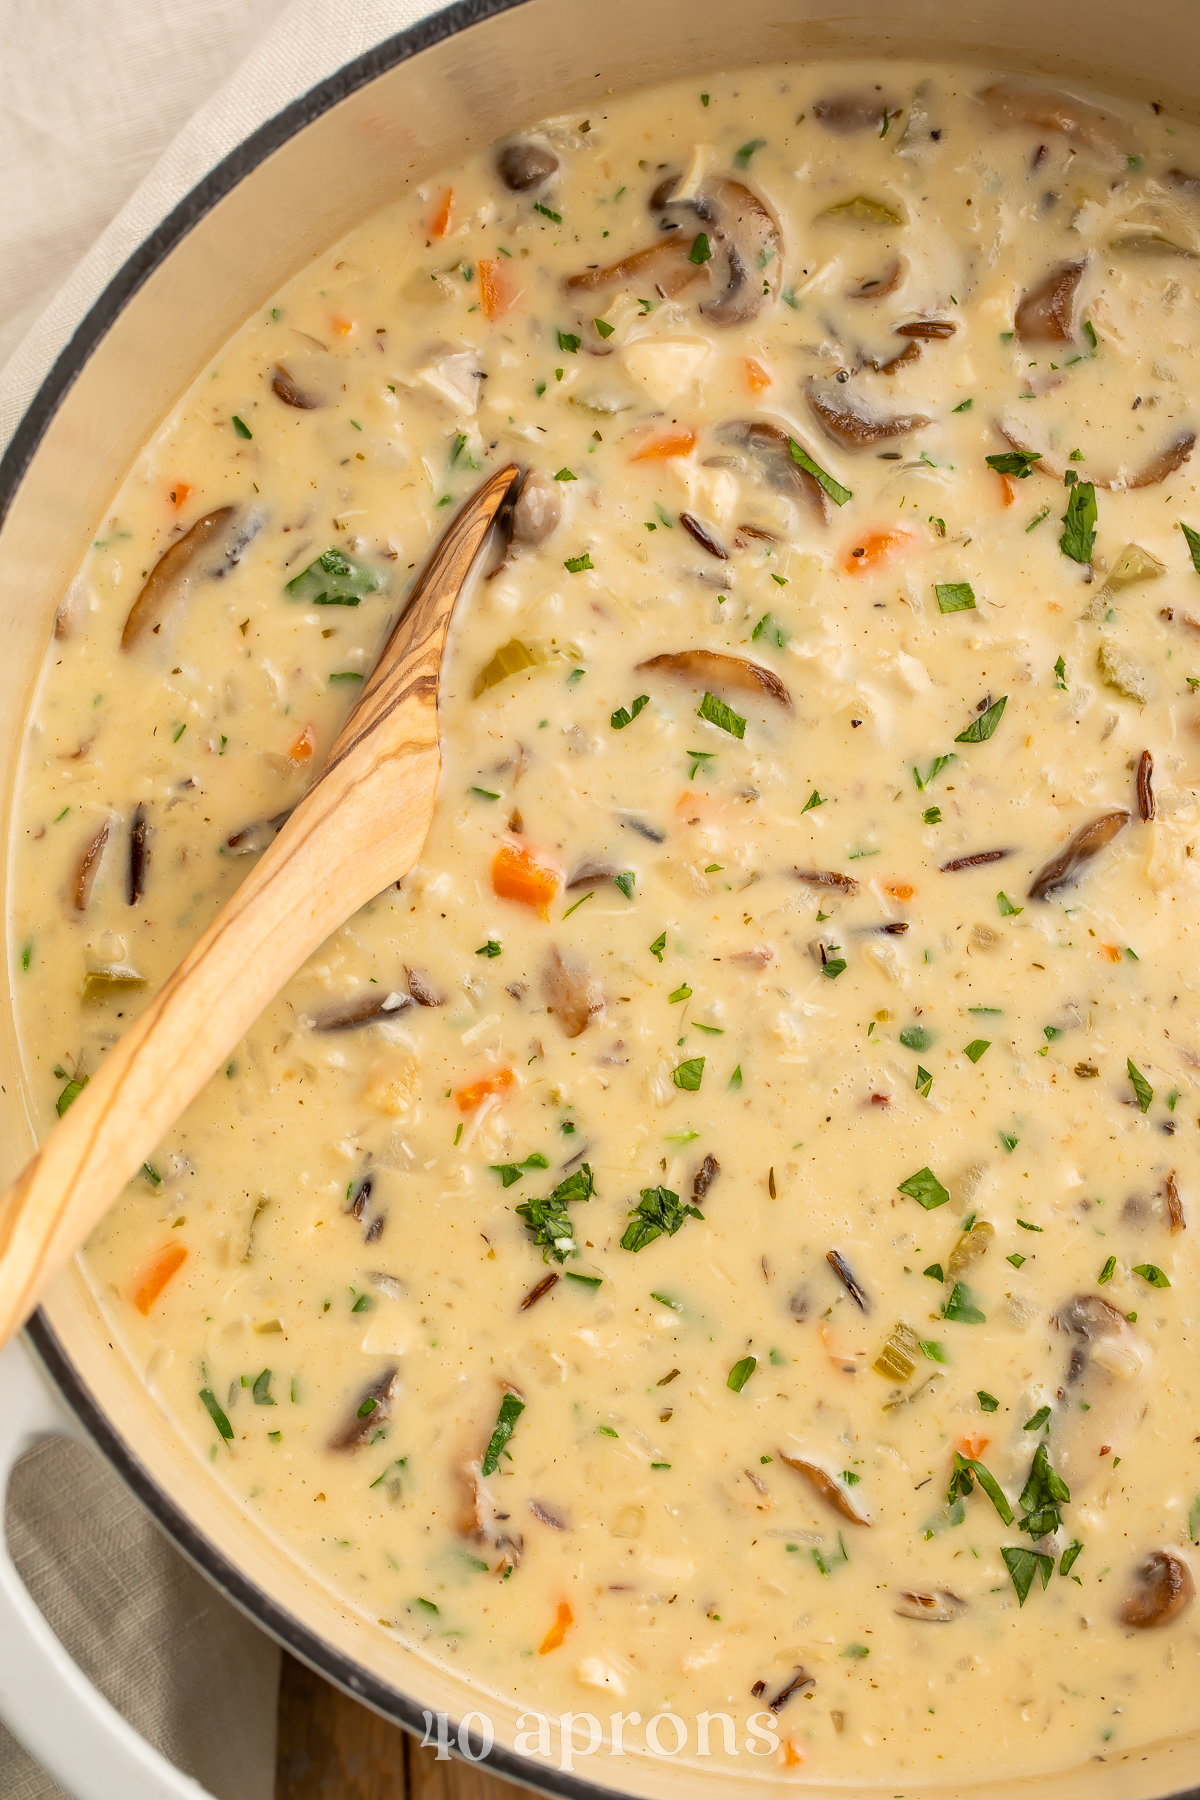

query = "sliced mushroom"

[121,507,236,649]
[777,1452,871,1524]
[895,1589,966,1622]
[895,319,957,339]
[520,1272,559,1310]
[496,140,558,191]
[730,945,774,968]
[127,804,149,906]
[1118,1551,1195,1628]
[542,946,603,1039]
[1166,1169,1185,1233]
[807,386,930,450]
[1052,1293,1145,1490]
[511,470,561,546]
[406,968,443,1007]
[716,419,829,521]
[692,1153,720,1202]
[1028,810,1129,900]
[330,1365,398,1450]
[847,260,903,301]
[528,1498,569,1530]
[976,81,1126,159]
[941,849,1011,872]
[271,364,320,409]
[458,1468,523,1567]
[870,339,922,376]
[312,990,412,1031]
[768,1667,816,1712]
[794,869,859,894]
[1137,751,1155,822]
[72,818,112,913]
[1124,431,1196,490]
[637,648,791,709]
[812,92,898,134]
[1014,262,1086,345]
[567,177,780,326]
[566,858,619,890]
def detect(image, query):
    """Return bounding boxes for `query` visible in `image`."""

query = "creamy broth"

[10,57,1200,1784]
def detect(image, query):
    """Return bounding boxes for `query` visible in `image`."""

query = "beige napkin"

[0,0,441,1793]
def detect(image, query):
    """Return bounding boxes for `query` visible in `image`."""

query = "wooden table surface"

[275,1654,529,1800]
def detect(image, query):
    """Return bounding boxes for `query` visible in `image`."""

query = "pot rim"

[6,2,619,1792]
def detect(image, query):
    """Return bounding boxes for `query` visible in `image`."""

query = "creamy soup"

[10,56,1200,1786]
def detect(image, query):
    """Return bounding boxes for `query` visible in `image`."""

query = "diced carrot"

[287,725,315,764]
[997,472,1015,507]
[538,1600,574,1655]
[133,1243,187,1316]
[631,427,696,461]
[782,1737,804,1768]
[491,841,560,917]
[330,314,356,337]
[478,257,518,320]
[843,529,913,574]
[885,881,914,901]
[1100,943,1122,962]
[957,1432,990,1460]
[429,187,453,239]
[743,357,772,394]
[169,482,193,510]
[456,1068,515,1114]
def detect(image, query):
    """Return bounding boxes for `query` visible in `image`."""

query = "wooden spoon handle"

[0,463,518,1345]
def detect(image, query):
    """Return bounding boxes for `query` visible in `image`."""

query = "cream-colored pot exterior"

[3,2,1200,1795]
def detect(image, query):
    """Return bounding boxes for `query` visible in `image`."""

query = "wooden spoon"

[0,461,520,1345]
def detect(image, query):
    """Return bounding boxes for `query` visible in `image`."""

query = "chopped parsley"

[897,1166,950,1210]
[649,931,667,962]
[556,330,581,353]
[788,437,852,507]
[475,939,502,957]
[489,1152,550,1188]
[594,317,615,339]
[1054,655,1067,690]
[948,1452,1013,1524]
[613,871,635,898]
[564,552,594,573]
[734,138,767,166]
[621,1185,704,1252]
[611,693,650,730]
[913,753,956,791]
[689,233,713,265]
[942,1282,986,1323]
[671,1056,705,1090]
[232,415,253,439]
[285,546,379,607]
[1133,1262,1170,1288]
[515,1164,595,1263]
[727,1355,757,1391]
[935,581,976,613]
[1002,1546,1055,1606]
[997,891,1023,916]
[1098,1256,1116,1284]
[985,450,1040,479]
[915,1065,933,1098]
[534,201,561,223]
[698,692,746,738]
[200,1388,234,1441]
[1023,1405,1051,1432]
[963,1039,990,1063]
[1059,481,1098,564]
[955,695,1007,743]
[977,1390,1000,1412]
[481,1393,525,1476]
[802,790,826,812]
[1127,1058,1153,1113]
[1181,521,1200,574]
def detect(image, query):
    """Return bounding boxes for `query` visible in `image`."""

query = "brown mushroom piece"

[870,339,922,375]
[312,990,412,1031]
[566,858,619,890]
[812,92,899,134]
[496,140,559,191]
[270,364,320,409]
[1137,751,1155,822]
[567,177,780,326]
[121,506,236,650]
[1027,810,1129,901]
[895,1589,966,1622]
[777,1452,871,1525]
[716,419,829,522]
[976,81,1126,158]
[330,1365,398,1450]
[847,260,903,302]
[1014,262,1086,345]
[895,319,957,339]
[794,869,859,895]
[1166,1169,1185,1233]
[225,809,292,857]
[636,649,791,710]
[1124,431,1196,490]
[405,968,443,1007]
[807,385,931,451]
[680,513,728,559]
[692,1153,720,1202]
[542,946,603,1039]
[1118,1552,1195,1629]
[72,818,112,913]
[457,1469,523,1568]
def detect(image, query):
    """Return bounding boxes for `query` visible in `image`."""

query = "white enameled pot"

[2,3,1200,1796]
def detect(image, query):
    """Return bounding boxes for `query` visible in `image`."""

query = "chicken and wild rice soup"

[11,57,1200,1784]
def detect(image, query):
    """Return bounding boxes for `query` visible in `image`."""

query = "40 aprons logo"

[421,1707,782,1773]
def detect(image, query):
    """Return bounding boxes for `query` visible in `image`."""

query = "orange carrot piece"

[429,188,453,239]
[538,1600,574,1655]
[478,257,517,320]
[885,881,914,901]
[743,357,772,394]
[491,841,560,917]
[456,1068,515,1114]
[843,529,913,574]
[997,472,1016,507]
[169,482,193,510]
[1100,943,1121,962]
[330,314,355,337]
[631,427,696,461]
[782,1738,804,1768]
[957,1432,990,1460]
[287,725,315,764]
[133,1243,187,1316]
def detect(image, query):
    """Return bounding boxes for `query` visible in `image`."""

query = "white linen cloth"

[0,0,442,1793]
